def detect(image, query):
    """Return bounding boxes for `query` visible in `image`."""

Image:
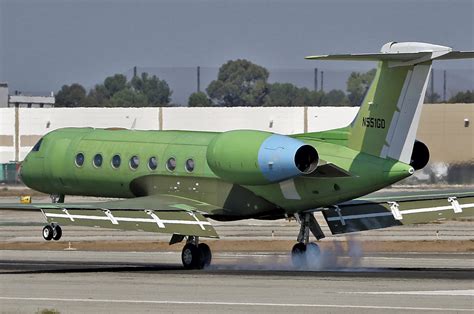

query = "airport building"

[0,83,55,108]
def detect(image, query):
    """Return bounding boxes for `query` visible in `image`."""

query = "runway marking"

[0,296,471,311]
[344,289,474,296]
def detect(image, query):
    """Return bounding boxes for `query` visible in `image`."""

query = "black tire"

[52,225,62,241]
[198,243,212,269]
[181,243,199,269]
[291,242,307,268]
[42,225,54,241]
[305,242,321,268]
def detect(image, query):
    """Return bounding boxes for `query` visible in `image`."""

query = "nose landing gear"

[42,224,62,241]
[291,213,324,268]
[181,236,212,269]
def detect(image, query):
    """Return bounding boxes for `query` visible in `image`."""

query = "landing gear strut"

[42,224,62,241]
[181,236,212,269]
[291,213,324,268]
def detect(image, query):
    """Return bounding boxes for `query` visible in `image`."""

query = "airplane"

[1,41,473,269]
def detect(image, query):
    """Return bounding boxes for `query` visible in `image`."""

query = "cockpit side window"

[32,138,43,152]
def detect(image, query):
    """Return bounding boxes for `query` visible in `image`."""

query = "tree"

[188,92,211,107]
[346,69,376,106]
[131,72,172,106]
[207,59,269,106]
[448,90,474,103]
[104,74,127,97]
[264,83,300,106]
[86,84,109,107]
[77,72,173,107]
[55,83,87,107]
[110,89,148,107]
[321,89,349,106]
[424,91,441,103]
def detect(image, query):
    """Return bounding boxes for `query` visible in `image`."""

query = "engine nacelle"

[206,130,319,185]
[410,140,430,170]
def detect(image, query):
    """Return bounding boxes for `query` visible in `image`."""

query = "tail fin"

[306,42,473,163]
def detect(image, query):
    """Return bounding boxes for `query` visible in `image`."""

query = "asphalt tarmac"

[1,250,473,313]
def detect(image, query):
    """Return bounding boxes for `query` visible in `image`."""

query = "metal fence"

[124,67,473,106]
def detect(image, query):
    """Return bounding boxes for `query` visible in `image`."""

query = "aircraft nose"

[19,153,44,190]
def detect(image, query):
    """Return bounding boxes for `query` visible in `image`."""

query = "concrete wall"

[0,108,15,162]
[162,107,307,133]
[417,104,473,163]
[0,105,472,165]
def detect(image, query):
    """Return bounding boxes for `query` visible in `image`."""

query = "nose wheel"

[181,237,212,269]
[42,224,62,241]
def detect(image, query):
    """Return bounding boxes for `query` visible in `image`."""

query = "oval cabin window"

[75,153,85,167]
[129,155,140,170]
[111,155,121,169]
[185,158,195,172]
[166,157,176,171]
[93,154,103,168]
[148,157,158,170]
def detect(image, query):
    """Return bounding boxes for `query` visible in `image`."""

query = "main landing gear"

[291,213,325,268]
[181,236,212,269]
[42,224,62,241]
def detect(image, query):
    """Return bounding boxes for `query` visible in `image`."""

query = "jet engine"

[410,140,430,170]
[206,130,319,185]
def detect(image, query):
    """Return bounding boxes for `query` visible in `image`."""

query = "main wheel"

[181,243,199,269]
[305,242,321,268]
[291,242,307,268]
[198,243,212,269]
[42,225,54,241]
[52,225,62,241]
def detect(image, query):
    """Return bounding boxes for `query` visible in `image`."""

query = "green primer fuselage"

[20,127,413,219]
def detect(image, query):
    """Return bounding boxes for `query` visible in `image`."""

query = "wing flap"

[322,194,474,235]
[43,208,218,238]
[0,194,220,238]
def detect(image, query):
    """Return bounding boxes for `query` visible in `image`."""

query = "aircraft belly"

[130,175,281,218]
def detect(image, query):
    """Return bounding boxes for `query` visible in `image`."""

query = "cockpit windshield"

[32,138,43,152]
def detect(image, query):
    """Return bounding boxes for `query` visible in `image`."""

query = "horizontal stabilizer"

[306,42,474,66]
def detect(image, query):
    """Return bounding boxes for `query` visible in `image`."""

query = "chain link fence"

[125,67,473,106]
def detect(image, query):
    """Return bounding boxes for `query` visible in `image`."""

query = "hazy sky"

[0,0,473,95]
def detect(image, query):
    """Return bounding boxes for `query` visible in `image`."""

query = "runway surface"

[1,250,473,313]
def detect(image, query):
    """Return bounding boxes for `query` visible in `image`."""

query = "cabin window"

[129,155,140,170]
[32,138,43,152]
[75,153,85,167]
[185,158,195,172]
[111,155,121,169]
[148,157,158,170]
[166,157,176,171]
[93,154,103,168]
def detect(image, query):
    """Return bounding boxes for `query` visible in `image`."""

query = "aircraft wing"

[322,190,474,235]
[0,194,219,238]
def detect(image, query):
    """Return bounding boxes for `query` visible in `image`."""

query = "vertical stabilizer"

[348,58,431,163]
[306,42,474,163]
